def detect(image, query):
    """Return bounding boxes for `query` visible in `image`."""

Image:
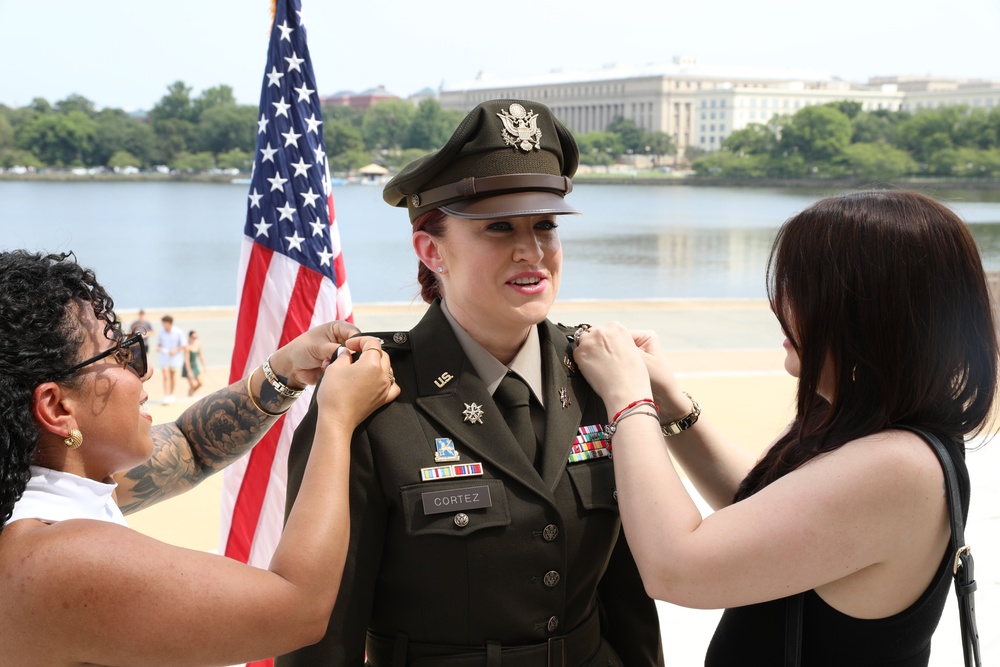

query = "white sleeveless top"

[4,466,128,527]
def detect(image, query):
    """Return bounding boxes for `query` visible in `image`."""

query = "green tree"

[824,100,863,120]
[691,151,768,178]
[576,131,624,165]
[108,150,140,169]
[952,108,998,149]
[0,148,43,169]
[778,105,852,163]
[15,110,97,166]
[216,148,253,171]
[192,85,237,119]
[324,118,365,158]
[55,94,97,117]
[152,117,196,164]
[150,81,197,124]
[851,111,900,145]
[0,116,14,152]
[926,146,1000,177]
[606,116,645,153]
[28,98,52,115]
[91,109,155,167]
[896,107,964,162]
[361,99,414,150]
[195,103,257,155]
[766,152,809,178]
[640,131,676,160]
[329,149,373,173]
[839,142,917,180]
[721,123,778,156]
[405,99,461,150]
[169,150,215,172]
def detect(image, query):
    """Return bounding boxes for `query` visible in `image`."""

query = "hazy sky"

[2,0,999,111]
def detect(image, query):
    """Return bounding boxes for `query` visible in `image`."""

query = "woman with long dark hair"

[573,190,996,665]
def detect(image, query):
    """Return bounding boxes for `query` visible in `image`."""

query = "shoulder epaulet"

[352,330,412,353]
[554,321,592,344]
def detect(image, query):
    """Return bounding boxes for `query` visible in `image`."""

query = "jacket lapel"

[409,303,552,500]
[537,322,594,491]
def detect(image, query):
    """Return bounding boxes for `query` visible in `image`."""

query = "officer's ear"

[413,229,443,272]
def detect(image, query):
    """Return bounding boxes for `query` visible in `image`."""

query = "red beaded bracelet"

[610,398,659,424]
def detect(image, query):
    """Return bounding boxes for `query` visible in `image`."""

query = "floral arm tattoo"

[117,375,292,515]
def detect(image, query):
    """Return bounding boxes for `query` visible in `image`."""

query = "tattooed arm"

[115,321,361,514]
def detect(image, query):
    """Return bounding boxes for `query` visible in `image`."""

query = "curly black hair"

[0,251,120,530]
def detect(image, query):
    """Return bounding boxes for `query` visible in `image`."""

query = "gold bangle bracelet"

[262,354,304,398]
[660,392,701,437]
[245,366,290,417]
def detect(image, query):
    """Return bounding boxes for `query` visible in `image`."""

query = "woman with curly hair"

[573,190,997,665]
[0,250,398,665]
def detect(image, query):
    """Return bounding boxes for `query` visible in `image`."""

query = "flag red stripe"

[223,421,284,562]
[230,244,274,384]
[279,265,323,346]
[223,265,323,563]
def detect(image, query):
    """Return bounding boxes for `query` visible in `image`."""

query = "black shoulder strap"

[784,592,803,667]
[897,426,981,667]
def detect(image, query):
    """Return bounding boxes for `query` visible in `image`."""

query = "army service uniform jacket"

[278,301,664,667]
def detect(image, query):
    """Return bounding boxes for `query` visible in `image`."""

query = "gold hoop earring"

[64,428,84,449]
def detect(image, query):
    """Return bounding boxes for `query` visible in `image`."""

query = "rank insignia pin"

[559,387,571,409]
[462,402,485,425]
[434,437,460,462]
[562,355,577,374]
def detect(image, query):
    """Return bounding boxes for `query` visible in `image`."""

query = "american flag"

[219,2,351,657]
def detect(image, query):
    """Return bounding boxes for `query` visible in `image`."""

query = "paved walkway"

[124,300,997,666]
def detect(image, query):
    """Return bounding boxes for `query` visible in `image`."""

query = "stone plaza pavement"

[126,300,998,665]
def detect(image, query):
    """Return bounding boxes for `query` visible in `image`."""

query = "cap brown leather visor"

[441,191,580,220]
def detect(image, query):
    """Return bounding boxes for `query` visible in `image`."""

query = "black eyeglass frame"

[63,333,148,378]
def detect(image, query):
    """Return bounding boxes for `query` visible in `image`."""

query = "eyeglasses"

[64,333,148,378]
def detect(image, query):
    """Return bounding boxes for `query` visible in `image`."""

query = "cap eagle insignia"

[497,103,542,152]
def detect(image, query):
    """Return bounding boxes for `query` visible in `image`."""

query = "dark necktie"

[494,372,538,467]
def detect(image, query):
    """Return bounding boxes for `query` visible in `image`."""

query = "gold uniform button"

[547,616,559,633]
[543,571,560,587]
[542,524,559,541]
[454,512,469,528]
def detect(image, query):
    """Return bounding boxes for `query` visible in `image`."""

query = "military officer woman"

[278,99,664,667]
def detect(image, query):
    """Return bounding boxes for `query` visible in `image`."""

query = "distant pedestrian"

[182,330,206,396]
[128,309,154,340]
[156,315,185,403]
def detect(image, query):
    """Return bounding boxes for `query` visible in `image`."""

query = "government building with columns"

[437,58,1000,156]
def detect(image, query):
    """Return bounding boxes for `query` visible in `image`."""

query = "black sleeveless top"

[705,435,969,667]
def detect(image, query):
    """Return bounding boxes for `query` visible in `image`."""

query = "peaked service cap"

[383,99,580,222]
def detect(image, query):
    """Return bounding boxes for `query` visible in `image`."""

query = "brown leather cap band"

[411,173,573,209]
